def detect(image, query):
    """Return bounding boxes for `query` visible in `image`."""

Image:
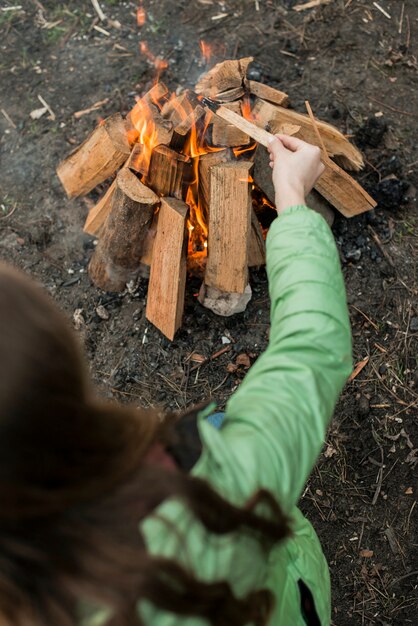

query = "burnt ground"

[0,0,417,623]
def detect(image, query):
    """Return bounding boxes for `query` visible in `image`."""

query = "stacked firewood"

[57,57,375,340]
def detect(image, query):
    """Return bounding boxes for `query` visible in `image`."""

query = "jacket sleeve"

[194,205,352,514]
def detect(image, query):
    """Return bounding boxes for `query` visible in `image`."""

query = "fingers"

[267,135,285,159]
[274,134,307,152]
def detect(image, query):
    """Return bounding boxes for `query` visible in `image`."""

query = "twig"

[1,5,22,10]
[294,0,332,12]
[398,2,405,34]
[1,108,16,128]
[74,98,109,118]
[37,94,55,121]
[90,0,106,21]
[305,100,328,158]
[190,345,232,372]
[368,226,395,267]
[371,430,384,505]
[0,203,18,220]
[350,305,379,331]
[93,24,110,36]
[389,570,418,588]
[373,2,391,20]
[367,96,417,118]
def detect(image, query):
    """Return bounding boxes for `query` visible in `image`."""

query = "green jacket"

[140,205,352,626]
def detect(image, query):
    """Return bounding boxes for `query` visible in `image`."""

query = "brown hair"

[0,263,290,626]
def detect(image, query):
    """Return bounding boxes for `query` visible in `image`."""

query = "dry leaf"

[360,549,374,558]
[405,487,413,495]
[324,444,337,458]
[348,356,369,382]
[226,362,238,373]
[236,353,251,368]
[190,353,206,363]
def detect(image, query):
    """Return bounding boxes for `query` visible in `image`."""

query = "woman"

[0,136,351,626]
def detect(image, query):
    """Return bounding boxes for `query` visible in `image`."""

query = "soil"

[0,1,417,624]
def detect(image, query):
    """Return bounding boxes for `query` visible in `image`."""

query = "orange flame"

[139,41,168,81]
[199,40,212,65]
[128,97,160,173]
[137,4,146,26]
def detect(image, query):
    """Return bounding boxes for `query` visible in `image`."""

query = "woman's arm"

[194,137,352,513]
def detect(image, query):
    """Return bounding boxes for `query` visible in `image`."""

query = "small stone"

[73,308,85,331]
[345,249,362,262]
[221,336,231,344]
[198,283,252,317]
[95,305,110,320]
[379,364,387,375]
[410,317,418,332]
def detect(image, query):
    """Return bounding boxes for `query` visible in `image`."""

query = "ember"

[57,57,375,340]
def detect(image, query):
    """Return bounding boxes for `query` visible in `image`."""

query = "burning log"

[146,198,189,340]
[195,57,253,98]
[57,113,130,198]
[146,145,192,200]
[248,209,266,267]
[161,91,197,126]
[170,104,205,151]
[205,161,252,293]
[252,98,364,171]
[246,80,289,107]
[210,102,250,148]
[89,168,159,291]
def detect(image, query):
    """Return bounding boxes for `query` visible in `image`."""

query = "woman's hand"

[267,135,325,214]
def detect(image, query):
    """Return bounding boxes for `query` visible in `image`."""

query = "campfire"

[57,57,375,340]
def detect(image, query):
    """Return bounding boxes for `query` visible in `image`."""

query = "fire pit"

[57,58,375,340]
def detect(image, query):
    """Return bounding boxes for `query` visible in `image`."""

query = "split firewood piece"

[88,168,159,291]
[146,145,192,199]
[195,57,253,98]
[198,148,233,229]
[126,82,168,125]
[201,97,276,148]
[252,144,334,225]
[83,179,117,236]
[170,104,205,151]
[211,101,250,148]
[215,86,246,103]
[304,101,376,217]
[246,80,289,107]
[57,113,130,198]
[146,198,189,340]
[160,91,200,126]
[252,98,364,171]
[127,101,173,147]
[205,161,252,293]
[248,208,266,267]
[125,143,148,176]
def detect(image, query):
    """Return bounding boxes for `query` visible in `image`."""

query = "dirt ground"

[0,0,417,624]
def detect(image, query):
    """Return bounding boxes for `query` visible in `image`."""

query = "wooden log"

[195,57,253,98]
[57,113,130,198]
[146,145,192,199]
[146,198,189,340]
[198,148,233,229]
[211,102,250,148]
[205,161,252,293]
[248,208,266,266]
[214,86,245,103]
[83,179,116,236]
[246,80,289,107]
[251,98,364,171]
[170,104,205,151]
[88,168,159,291]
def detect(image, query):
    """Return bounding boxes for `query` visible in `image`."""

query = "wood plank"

[246,80,289,107]
[205,161,252,293]
[88,168,159,291]
[251,98,364,171]
[170,104,205,151]
[195,57,253,98]
[146,198,189,340]
[57,113,130,198]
